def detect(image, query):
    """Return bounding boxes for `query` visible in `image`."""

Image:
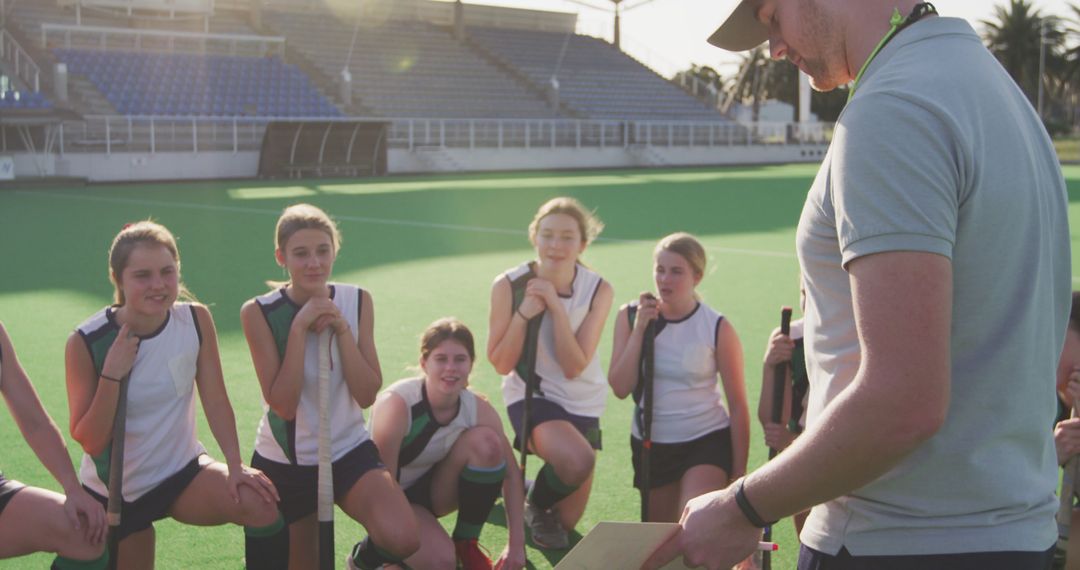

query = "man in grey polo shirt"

[645,1,1071,569]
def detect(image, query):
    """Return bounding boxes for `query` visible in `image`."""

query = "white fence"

[0,116,832,156]
[40,23,285,56]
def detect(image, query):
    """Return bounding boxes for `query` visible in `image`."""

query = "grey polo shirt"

[796,17,1070,555]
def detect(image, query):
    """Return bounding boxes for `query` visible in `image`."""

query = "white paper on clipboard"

[553,521,698,570]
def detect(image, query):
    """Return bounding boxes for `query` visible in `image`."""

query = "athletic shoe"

[345,553,406,570]
[455,538,494,570]
[524,500,569,549]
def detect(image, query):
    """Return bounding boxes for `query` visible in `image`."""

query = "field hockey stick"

[317,331,334,570]
[762,307,792,570]
[518,312,543,483]
[1057,395,1080,565]
[639,315,656,522]
[106,372,131,570]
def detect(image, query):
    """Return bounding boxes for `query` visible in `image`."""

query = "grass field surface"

[3,164,1079,569]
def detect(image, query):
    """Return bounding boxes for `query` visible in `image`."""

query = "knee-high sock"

[350,537,403,569]
[529,463,578,511]
[244,512,288,570]
[453,461,507,540]
[51,549,108,570]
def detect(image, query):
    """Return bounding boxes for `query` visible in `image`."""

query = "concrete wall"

[9,150,259,181]
[389,145,828,174]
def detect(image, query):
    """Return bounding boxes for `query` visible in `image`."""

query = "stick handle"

[317,331,334,570]
[768,307,794,456]
[106,373,130,570]
[762,306,792,570]
[518,314,543,479]
[639,319,656,522]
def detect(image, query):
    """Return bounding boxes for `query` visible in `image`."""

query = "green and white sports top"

[252,284,371,465]
[76,304,206,501]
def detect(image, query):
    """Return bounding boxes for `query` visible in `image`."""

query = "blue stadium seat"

[52,48,343,118]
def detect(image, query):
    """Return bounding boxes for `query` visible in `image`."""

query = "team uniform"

[627,301,733,489]
[248,284,384,524]
[501,262,607,450]
[76,304,208,539]
[375,377,480,511]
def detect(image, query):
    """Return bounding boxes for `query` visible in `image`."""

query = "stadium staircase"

[461,32,581,119]
[260,7,558,119]
[467,26,728,122]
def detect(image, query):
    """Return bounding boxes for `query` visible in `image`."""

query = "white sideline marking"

[14,190,797,259]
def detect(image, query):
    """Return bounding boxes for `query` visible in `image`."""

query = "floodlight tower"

[612,0,623,49]
[593,0,659,51]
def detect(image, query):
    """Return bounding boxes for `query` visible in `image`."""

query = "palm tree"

[1056,3,1080,127]
[982,0,1064,106]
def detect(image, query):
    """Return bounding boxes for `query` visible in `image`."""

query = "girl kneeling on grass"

[0,321,107,569]
[65,221,279,570]
[487,197,614,550]
[608,233,750,524]
[369,317,527,570]
[241,204,418,570]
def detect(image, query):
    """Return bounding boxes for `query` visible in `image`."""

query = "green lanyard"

[847,3,937,102]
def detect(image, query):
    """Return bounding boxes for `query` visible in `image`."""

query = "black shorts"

[84,454,207,541]
[252,439,385,524]
[507,398,602,453]
[402,468,436,513]
[0,473,26,519]
[631,428,733,490]
[798,545,1054,570]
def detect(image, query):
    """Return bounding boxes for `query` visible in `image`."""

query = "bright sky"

[449,0,1078,77]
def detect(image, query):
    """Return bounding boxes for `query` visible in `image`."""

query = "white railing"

[0,27,40,91]
[57,0,214,16]
[28,116,831,156]
[388,118,832,150]
[40,23,285,56]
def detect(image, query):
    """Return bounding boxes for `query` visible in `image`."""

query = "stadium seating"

[468,26,726,122]
[54,49,342,117]
[0,90,53,109]
[6,0,728,123]
[262,9,557,119]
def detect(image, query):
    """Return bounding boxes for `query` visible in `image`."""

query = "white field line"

[14,190,797,259]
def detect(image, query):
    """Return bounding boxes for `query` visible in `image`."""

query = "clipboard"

[553,521,698,570]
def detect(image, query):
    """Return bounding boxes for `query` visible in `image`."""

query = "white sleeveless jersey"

[501,262,607,417]
[374,377,479,489]
[631,302,730,443]
[77,304,206,501]
[252,284,371,465]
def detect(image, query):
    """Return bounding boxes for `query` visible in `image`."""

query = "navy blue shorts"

[402,468,436,513]
[631,428,733,489]
[507,398,602,453]
[798,545,1054,570]
[85,454,206,540]
[252,439,385,524]
[0,473,26,519]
